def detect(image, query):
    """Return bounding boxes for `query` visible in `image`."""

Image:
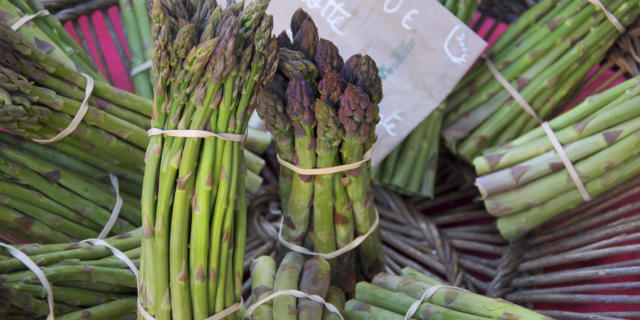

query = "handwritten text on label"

[379,111,403,136]
[301,0,352,35]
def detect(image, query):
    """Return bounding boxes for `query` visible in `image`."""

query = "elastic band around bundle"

[131,61,152,77]
[97,173,123,239]
[244,289,344,320]
[277,147,373,175]
[33,73,94,144]
[11,10,50,31]
[278,208,380,259]
[147,128,246,143]
[404,284,466,320]
[483,56,592,202]
[0,242,54,320]
[587,0,626,33]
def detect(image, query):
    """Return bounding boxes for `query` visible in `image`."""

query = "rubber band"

[33,73,94,144]
[0,242,54,320]
[206,300,244,320]
[80,238,157,320]
[404,284,465,320]
[131,60,152,77]
[277,147,373,175]
[11,10,50,31]
[541,122,592,202]
[278,208,380,259]
[97,173,123,239]
[587,0,626,33]
[243,289,344,320]
[484,56,591,202]
[147,128,246,143]
[482,56,541,123]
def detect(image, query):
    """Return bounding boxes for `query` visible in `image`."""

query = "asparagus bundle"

[140,1,277,319]
[443,0,640,162]
[373,0,475,198]
[1,0,104,81]
[0,230,141,319]
[373,108,442,198]
[256,9,385,288]
[248,253,344,320]
[345,267,549,320]
[474,76,640,240]
[438,0,478,25]
[118,0,153,98]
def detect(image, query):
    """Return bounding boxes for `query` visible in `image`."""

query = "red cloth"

[65,7,640,316]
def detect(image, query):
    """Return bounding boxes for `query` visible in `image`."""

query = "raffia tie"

[147,128,246,143]
[10,9,50,31]
[278,208,380,259]
[587,0,626,33]
[276,146,379,258]
[131,61,152,77]
[483,56,592,202]
[404,284,466,320]
[33,73,94,144]
[0,242,55,320]
[244,289,344,320]
[97,173,123,239]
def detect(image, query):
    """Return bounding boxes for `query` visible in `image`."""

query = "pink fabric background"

[61,7,639,316]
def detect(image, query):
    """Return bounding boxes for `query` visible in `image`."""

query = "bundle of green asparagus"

[474,76,640,240]
[438,0,478,25]
[256,9,385,289]
[140,0,277,318]
[345,267,550,320]
[0,230,141,319]
[248,253,345,320]
[0,0,104,81]
[373,108,442,198]
[118,0,153,99]
[443,0,640,162]
[373,0,476,198]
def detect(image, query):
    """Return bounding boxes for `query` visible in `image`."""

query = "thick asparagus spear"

[250,256,276,320]
[273,252,304,320]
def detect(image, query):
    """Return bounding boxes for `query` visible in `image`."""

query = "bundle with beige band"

[276,147,381,259]
[147,128,247,143]
[483,56,592,202]
[245,290,344,320]
[0,242,55,320]
[346,270,551,319]
[10,9,50,31]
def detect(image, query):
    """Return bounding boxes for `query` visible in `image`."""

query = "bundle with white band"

[403,284,462,320]
[278,208,380,259]
[147,128,247,143]
[244,289,344,320]
[10,9,50,31]
[33,73,95,144]
[130,60,153,77]
[275,145,379,257]
[483,56,592,202]
[0,242,55,320]
[587,0,626,33]
[97,173,124,239]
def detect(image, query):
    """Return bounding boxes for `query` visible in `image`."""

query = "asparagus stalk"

[118,0,153,99]
[344,300,405,320]
[298,257,331,320]
[373,273,548,319]
[339,83,384,278]
[273,252,304,320]
[250,256,276,320]
[323,286,345,320]
[281,76,316,244]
